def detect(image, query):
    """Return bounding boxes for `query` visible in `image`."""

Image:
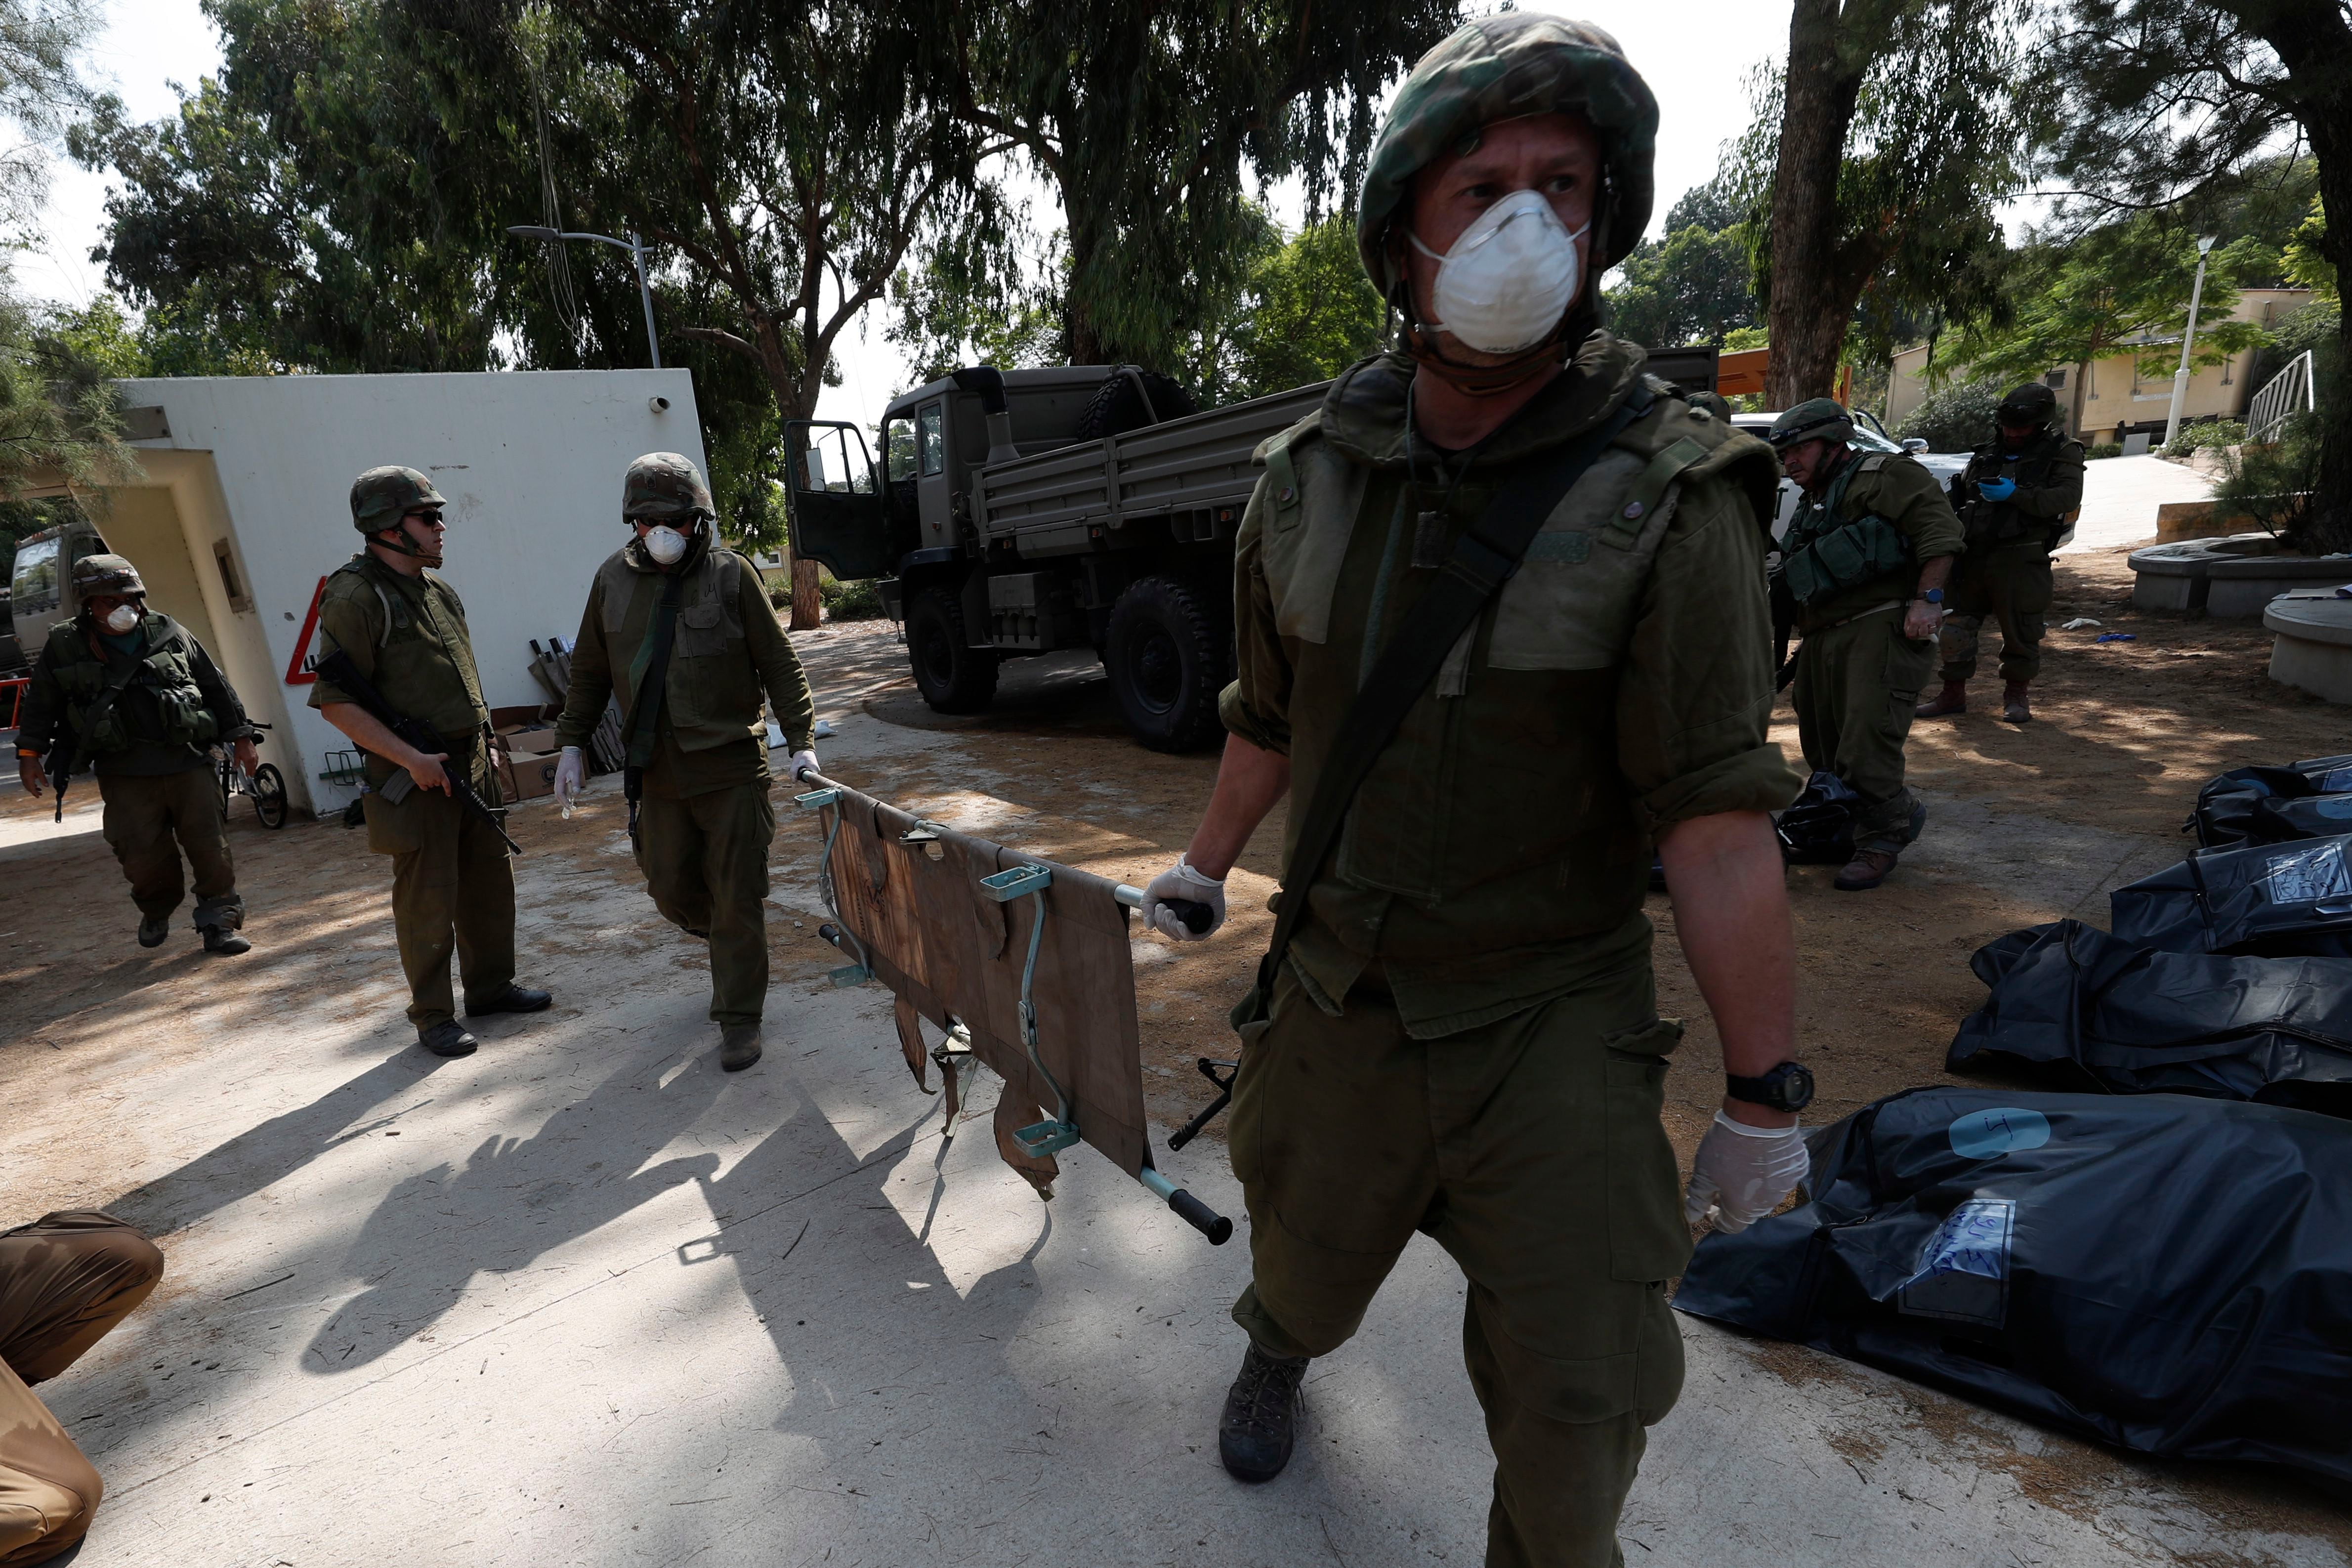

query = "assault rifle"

[314,647,521,855]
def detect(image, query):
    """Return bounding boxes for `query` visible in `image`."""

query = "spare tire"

[1073,368,1200,442]
[1104,575,1227,752]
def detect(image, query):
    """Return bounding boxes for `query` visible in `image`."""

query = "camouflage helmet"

[71,552,145,598]
[350,466,446,531]
[1356,14,1660,298]
[1767,398,1855,450]
[622,451,714,521]
[1997,382,2059,426]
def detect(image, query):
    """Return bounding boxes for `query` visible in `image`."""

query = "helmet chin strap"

[373,523,443,567]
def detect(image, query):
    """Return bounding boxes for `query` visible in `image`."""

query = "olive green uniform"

[1939,427,2085,684]
[1219,341,1801,1565]
[17,613,253,931]
[1782,451,1963,854]
[552,537,815,1028]
[309,553,515,1029]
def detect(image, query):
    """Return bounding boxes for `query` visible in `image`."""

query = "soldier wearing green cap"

[1916,382,2084,724]
[1131,16,1813,1560]
[549,452,817,1073]
[15,552,260,953]
[1767,398,1965,890]
[312,465,552,1058]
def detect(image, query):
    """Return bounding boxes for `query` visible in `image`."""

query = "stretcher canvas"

[813,780,1150,1188]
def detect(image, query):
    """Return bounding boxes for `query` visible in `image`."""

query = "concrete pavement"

[2059,454,2216,555]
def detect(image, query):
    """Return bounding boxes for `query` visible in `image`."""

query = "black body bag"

[2109,832,2352,958]
[1775,770,1858,865]
[2185,753,2352,848]
[1674,1086,2352,1485]
[1945,919,2352,1113]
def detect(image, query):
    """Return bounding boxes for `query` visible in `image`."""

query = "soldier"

[0,1211,164,1567]
[15,553,259,954]
[1915,382,2086,724]
[549,453,818,1073]
[1768,399,1964,891]
[312,467,551,1058]
[1135,17,1813,1562]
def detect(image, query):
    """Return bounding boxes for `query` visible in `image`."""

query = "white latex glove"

[787,748,820,785]
[553,746,586,808]
[1684,1111,1810,1233]
[1141,854,1226,941]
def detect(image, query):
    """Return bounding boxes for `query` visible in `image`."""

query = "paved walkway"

[2060,453,2215,555]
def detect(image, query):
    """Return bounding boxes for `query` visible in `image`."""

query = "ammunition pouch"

[1778,514,1914,609]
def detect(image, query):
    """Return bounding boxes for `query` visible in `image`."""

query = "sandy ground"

[3,569,2350,1566]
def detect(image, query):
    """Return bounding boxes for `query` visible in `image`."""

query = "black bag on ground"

[2186,753,2352,848]
[1948,919,2352,1111]
[1674,1086,2352,1486]
[2110,833,2352,958]
[1775,770,1857,864]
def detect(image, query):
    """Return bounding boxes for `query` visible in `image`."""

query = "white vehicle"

[1732,411,1974,542]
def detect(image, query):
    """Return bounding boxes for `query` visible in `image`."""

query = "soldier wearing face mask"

[550,453,817,1072]
[16,553,260,954]
[1133,17,1809,1559]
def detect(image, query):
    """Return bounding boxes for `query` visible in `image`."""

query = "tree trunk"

[2070,359,2091,441]
[1764,0,1870,409]
[2231,0,2352,552]
[791,558,822,628]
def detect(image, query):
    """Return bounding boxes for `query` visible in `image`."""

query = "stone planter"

[2266,593,2352,704]
[2208,554,2352,617]
[2128,533,2282,611]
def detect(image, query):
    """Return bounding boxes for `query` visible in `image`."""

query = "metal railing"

[2247,350,2317,444]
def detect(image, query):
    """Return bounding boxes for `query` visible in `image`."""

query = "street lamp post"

[2163,234,2219,448]
[505,225,662,369]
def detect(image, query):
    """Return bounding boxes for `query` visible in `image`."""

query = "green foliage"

[817,572,883,622]
[2085,442,2122,460]
[1208,213,1386,403]
[2160,419,2246,458]
[2214,413,2323,545]
[1893,377,2002,453]
[1605,223,1758,350]
[1941,215,2268,433]
[2285,198,2335,302]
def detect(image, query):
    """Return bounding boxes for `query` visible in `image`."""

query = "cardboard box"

[499,749,560,803]
[497,724,558,757]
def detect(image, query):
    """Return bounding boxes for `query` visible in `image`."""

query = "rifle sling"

[1249,387,1654,1006]
[622,568,691,801]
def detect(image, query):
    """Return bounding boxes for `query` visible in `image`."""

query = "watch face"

[1781,1062,1816,1111]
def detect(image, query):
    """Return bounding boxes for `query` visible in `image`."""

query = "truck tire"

[1105,576,1227,752]
[906,585,999,714]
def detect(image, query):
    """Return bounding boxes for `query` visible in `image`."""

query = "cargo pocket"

[1601,1017,1693,1284]
[675,599,726,658]
[1222,967,1288,1190]
[363,783,426,857]
[1884,620,1937,706]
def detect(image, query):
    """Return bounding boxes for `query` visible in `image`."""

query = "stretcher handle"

[1167,1058,1237,1151]
[1139,1166,1233,1245]
[1113,884,1216,934]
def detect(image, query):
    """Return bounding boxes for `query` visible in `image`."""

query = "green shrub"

[1894,379,2003,454]
[2213,413,2322,547]
[2086,442,2123,460]
[2159,419,2247,458]
[818,574,884,621]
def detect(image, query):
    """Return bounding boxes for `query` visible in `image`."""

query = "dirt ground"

[5,540,2349,1553]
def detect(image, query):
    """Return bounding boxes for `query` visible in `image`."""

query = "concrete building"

[1886,287,2318,443]
[24,368,700,813]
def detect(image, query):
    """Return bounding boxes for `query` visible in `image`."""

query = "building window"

[2044,369,2066,389]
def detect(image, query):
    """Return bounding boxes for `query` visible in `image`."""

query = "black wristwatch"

[1726,1061,1815,1112]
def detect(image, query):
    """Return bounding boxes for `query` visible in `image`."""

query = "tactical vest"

[43,615,217,754]
[594,544,765,752]
[1777,455,1914,609]
[1962,430,2071,545]
[1255,379,1776,957]
[322,556,491,745]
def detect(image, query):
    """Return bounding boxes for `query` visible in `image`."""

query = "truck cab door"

[784,421,892,581]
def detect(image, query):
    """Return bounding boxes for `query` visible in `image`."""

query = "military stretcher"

[791,767,1233,1244]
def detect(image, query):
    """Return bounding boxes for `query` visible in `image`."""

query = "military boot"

[201,924,252,956]
[137,914,168,948]
[1833,848,1900,891]
[1915,681,1968,719]
[2002,680,2032,724]
[720,1024,762,1072]
[1218,1343,1309,1483]
[466,984,553,1017]
[419,1021,478,1058]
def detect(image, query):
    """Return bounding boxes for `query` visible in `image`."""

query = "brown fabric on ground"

[0,1213,163,1568]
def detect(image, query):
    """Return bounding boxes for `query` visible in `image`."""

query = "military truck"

[785,366,1323,750]
[785,351,1724,752]
[5,517,111,675]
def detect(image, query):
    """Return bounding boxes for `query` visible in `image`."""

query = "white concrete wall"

[108,370,704,812]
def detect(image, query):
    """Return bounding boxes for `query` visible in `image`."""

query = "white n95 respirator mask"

[1410,189,1588,355]
[643,525,689,564]
[101,603,140,634]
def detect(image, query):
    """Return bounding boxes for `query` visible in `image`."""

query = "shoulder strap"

[1249,387,1654,1004]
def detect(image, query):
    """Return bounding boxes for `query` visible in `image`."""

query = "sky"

[25,0,1798,424]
